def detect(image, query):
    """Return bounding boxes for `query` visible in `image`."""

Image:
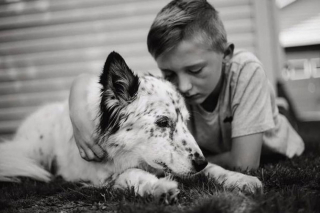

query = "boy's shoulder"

[225,49,267,94]
[230,49,262,66]
[227,49,265,79]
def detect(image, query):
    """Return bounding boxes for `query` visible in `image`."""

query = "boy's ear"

[99,51,140,104]
[223,43,234,62]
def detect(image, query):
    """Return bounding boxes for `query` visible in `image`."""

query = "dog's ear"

[99,51,140,103]
[98,52,140,137]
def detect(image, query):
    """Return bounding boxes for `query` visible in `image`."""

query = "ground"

[1,121,320,213]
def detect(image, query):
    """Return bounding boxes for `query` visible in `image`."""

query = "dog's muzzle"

[192,157,208,172]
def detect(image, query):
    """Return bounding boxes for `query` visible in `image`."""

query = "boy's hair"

[147,0,227,59]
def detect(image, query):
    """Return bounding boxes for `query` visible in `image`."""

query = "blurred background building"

[278,0,320,121]
[0,0,318,139]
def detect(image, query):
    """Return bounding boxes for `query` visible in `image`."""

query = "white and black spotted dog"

[0,52,262,202]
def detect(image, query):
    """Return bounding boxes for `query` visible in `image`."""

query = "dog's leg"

[203,163,262,193]
[114,168,179,203]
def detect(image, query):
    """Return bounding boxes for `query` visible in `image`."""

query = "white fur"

[0,56,262,200]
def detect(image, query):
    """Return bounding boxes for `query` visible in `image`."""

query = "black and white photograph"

[0,0,319,212]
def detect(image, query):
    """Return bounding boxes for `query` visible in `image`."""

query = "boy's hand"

[69,73,106,162]
[71,116,105,161]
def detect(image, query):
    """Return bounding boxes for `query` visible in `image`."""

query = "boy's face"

[156,38,224,105]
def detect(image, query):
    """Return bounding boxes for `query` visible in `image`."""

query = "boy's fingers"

[79,148,86,158]
[74,133,103,161]
[91,144,106,159]
[82,147,97,161]
[79,147,90,161]
[77,141,96,161]
[75,141,86,159]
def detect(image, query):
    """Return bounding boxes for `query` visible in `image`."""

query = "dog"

[0,52,262,203]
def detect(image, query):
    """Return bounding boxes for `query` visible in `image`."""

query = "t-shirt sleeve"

[231,62,275,138]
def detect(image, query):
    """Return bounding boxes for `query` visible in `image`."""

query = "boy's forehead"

[156,38,211,70]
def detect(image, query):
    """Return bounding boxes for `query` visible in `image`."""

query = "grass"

[1,121,320,213]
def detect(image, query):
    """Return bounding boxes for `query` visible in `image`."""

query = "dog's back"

[0,102,69,182]
[15,102,70,155]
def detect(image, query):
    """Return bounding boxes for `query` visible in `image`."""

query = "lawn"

[1,121,320,213]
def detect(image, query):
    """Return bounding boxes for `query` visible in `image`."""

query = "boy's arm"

[206,133,263,170]
[210,57,273,171]
[69,73,106,161]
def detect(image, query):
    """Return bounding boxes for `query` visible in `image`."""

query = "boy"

[69,0,304,170]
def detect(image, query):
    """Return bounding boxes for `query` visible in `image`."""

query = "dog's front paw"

[152,178,180,204]
[224,173,263,194]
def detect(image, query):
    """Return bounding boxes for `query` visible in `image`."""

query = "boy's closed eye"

[187,67,203,74]
[161,69,176,80]
[185,62,205,74]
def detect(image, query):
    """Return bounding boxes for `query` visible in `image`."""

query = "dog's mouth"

[135,161,164,177]
[154,160,173,174]
[153,160,198,177]
[139,160,198,177]
[139,160,172,175]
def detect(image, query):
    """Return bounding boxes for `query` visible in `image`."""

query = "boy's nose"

[178,76,192,94]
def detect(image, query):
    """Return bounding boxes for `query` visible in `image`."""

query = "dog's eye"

[155,116,171,128]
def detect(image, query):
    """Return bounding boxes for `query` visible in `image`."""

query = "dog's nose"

[192,158,208,172]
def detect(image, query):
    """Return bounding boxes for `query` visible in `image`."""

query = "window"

[310,58,320,78]
[282,59,311,80]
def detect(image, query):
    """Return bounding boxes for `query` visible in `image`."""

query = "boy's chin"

[185,95,205,105]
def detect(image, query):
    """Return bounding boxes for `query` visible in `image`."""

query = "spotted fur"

[0,52,262,200]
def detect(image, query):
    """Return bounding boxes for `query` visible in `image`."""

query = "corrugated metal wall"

[0,0,256,138]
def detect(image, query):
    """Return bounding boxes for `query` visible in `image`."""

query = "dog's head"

[97,52,208,176]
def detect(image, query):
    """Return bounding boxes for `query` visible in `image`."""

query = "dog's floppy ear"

[98,51,140,137]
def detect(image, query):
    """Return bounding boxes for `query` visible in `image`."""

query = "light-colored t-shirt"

[187,50,304,158]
